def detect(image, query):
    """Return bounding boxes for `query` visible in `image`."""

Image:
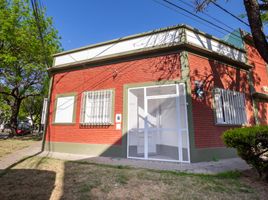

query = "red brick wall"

[46,53,181,145]
[245,42,268,94]
[244,41,268,125]
[188,53,254,148]
[256,101,268,125]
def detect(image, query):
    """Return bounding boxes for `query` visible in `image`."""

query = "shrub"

[222,126,268,181]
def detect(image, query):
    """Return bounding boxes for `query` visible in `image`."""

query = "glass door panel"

[147,97,179,161]
[128,88,145,158]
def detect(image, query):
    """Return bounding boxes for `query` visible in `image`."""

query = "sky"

[43,0,256,51]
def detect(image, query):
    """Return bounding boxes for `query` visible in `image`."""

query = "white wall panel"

[186,30,246,62]
[54,29,183,66]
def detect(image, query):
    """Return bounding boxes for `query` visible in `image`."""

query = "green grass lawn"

[0,156,267,200]
[0,134,41,158]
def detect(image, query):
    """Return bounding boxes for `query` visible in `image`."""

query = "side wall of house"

[187,53,255,162]
[45,53,182,157]
[244,41,268,125]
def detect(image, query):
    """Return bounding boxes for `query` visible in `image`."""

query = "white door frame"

[126,83,190,163]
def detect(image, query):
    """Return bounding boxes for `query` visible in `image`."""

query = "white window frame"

[214,88,247,125]
[54,94,76,124]
[80,89,114,125]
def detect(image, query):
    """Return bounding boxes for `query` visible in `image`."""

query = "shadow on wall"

[45,49,260,161]
[257,101,268,125]
[0,169,56,200]
[191,59,258,125]
[44,53,182,154]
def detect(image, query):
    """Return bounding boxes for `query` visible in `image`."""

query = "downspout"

[41,73,54,151]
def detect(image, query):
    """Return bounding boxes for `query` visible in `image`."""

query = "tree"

[0,0,61,136]
[19,76,49,132]
[195,0,268,64]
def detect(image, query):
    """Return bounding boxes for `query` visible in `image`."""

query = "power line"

[211,1,250,27]
[178,0,235,32]
[157,0,243,41]
[153,0,228,36]
[30,0,50,67]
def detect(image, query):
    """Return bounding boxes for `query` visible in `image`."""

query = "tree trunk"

[243,0,268,64]
[9,98,22,137]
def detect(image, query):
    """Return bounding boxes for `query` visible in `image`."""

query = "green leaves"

[0,0,61,97]
[222,126,268,181]
[0,0,61,132]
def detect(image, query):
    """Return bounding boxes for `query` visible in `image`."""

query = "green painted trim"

[52,92,78,125]
[252,92,268,101]
[252,100,260,125]
[211,88,219,125]
[179,51,195,163]
[181,28,187,43]
[111,89,115,125]
[42,76,54,151]
[45,141,122,157]
[190,147,237,162]
[247,70,259,124]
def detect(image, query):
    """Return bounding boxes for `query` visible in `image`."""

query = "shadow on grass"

[58,159,257,200]
[0,169,56,200]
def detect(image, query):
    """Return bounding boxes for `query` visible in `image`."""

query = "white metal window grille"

[80,90,113,125]
[214,88,247,125]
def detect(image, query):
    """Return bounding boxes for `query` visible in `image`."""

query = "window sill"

[214,123,243,127]
[52,122,76,126]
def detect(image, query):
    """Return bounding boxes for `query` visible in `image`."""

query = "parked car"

[16,122,32,135]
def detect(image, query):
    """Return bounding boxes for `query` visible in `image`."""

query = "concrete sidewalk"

[39,151,251,174]
[0,141,42,169]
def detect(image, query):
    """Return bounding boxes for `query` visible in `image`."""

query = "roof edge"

[53,24,245,58]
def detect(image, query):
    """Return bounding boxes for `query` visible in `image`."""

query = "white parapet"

[185,29,246,63]
[53,26,246,68]
[54,28,183,67]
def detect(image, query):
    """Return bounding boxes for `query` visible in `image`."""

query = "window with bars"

[80,90,113,125]
[214,88,247,125]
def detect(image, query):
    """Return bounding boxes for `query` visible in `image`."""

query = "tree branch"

[259,3,268,10]
[0,91,12,97]
[243,0,268,64]
[21,93,40,99]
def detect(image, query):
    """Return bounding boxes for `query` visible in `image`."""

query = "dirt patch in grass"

[240,169,268,200]
[0,157,266,200]
[0,135,41,158]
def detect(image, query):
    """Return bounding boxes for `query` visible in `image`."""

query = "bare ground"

[0,134,41,158]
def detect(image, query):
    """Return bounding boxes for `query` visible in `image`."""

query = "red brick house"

[44,24,268,163]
